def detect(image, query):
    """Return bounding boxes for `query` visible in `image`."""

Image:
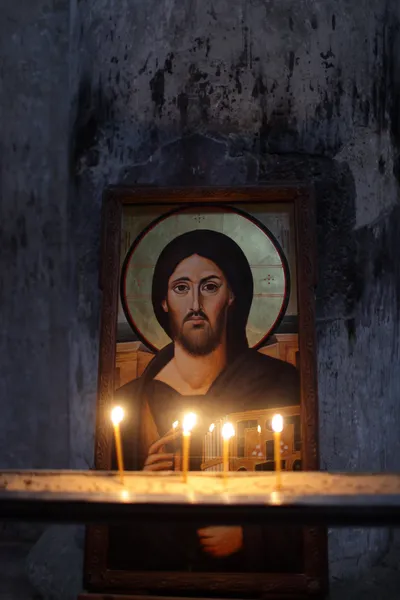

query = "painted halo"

[120,205,290,352]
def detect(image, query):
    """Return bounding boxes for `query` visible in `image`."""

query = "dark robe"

[108,344,304,573]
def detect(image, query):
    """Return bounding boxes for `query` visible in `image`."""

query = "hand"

[197,526,243,558]
[143,428,180,472]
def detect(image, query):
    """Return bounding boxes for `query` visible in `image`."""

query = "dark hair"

[151,229,254,360]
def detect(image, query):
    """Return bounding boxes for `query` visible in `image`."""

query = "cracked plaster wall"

[1,0,400,595]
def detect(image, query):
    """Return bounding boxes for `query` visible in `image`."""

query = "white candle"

[182,413,197,483]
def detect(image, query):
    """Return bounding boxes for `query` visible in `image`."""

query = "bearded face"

[161,254,234,357]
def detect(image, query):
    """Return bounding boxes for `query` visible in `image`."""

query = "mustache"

[183,310,209,323]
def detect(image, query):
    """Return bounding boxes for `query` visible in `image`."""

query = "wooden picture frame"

[82,186,328,599]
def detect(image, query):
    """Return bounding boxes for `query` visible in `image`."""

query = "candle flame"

[222,422,235,440]
[172,420,179,430]
[272,413,283,433]
[257,424,261,434]
[111,406,124,426]
[182,412,197,434]
[209,423,215,433]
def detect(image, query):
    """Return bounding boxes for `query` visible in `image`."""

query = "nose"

[190,286,201,312]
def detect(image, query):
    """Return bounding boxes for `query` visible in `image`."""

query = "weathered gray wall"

[1,0,400,597]
[0,0,71,470]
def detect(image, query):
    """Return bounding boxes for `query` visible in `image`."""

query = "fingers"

[144,452,174,471]
[197,528,209,537]
[148,429,181,455]
[144,452,174,466]
[197,527,221,538]
[143,461,174,471]
[198,538,216,547]
[198,536,229,557]
[199,538,237,558]
[197,527,243,558]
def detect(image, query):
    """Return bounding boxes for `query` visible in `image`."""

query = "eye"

[172,283,189,295]
[202,282,220,294]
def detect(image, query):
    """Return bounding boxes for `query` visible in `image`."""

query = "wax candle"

[111,406,125,485]
[182,413,197,483]
[272,413,284,490]
[221,422,235,482]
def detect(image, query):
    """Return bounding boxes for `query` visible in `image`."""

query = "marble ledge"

[0,470,399,526]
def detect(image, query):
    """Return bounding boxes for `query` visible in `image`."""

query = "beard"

[169,308,227,357]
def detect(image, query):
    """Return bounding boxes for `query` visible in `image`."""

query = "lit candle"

[182,413,197,483]
[111,406,125,485]
[272,413,284,490]
[222,422,235,482]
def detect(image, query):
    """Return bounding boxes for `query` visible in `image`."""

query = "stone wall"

[0,0,71,470]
